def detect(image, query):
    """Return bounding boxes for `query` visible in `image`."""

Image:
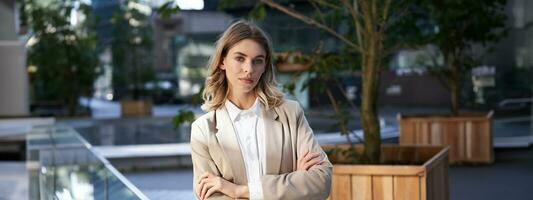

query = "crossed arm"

[194,150,325,200]
[191,106,331,200]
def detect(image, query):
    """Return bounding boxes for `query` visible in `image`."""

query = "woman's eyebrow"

[233,51,265,58]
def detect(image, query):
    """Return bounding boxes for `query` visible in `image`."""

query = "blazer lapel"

[263,107,283,174]
[214,107,248,185]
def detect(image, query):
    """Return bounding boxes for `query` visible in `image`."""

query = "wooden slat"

[441,121,458,163]
[420,122,429,144]
[352,175,373,200]
[420,176,427,200]
[331,175,352,200]
[400,119,415,144]
[457,122,466,163]
[465,121,473,159]
[399,112,493,164]
[333,164,426,176]
[470,121,491,162]
[327,146,449,200]
[427,153,450,200]
[430,122,442,145]
[394,176,421,200]
[372,176,393,200]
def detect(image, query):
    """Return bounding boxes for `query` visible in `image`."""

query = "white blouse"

[225,99,265,200]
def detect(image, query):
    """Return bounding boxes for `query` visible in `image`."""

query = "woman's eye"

[253,59,264,65]
[235,57,244,62]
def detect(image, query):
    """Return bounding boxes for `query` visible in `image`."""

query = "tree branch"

[309,0,326,25]
[341,0,363,48]
[260,0,361,52]
[313,0,343,10]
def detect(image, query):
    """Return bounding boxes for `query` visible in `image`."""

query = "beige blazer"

[190,100,332,200]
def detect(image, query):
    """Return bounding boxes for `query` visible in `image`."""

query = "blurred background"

[0,0,532,199]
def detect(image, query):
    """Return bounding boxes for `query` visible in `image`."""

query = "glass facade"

[27,126,149,200]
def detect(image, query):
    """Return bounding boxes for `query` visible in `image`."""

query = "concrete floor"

[449,147,533,200]
[124,169,194,200]
[121,146,533,200]
[0,162,28,200]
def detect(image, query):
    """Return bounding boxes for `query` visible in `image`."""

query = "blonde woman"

[191,20,332,200]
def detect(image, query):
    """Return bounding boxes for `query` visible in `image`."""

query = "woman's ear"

[219,59,226,70]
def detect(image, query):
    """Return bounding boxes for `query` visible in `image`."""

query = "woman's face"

[221,39,267,95]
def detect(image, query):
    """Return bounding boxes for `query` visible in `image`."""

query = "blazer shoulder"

[277,99,303,114]
[191,111,216,135]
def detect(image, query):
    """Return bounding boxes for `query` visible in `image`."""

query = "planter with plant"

[111,0,155,117]
[398,0,507,164]
[275,50,312,73]
[251,0,450,199]
[21,0,100,117]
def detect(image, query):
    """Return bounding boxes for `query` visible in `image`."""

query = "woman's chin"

[237,85,256,94]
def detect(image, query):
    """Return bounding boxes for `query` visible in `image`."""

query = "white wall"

[0,41,29,116]
[0,0,18,40]
[0,0,29,116]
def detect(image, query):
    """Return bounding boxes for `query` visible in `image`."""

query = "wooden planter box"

[276,63,310,73]
[398,112,493,164]
[324,145,449,200]
[275,52,310,73]
[120,100,152,117]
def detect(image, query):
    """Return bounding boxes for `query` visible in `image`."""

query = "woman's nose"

[243,61,254,73]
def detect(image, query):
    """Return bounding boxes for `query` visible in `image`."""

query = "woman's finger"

[298,151,309,163]
[303,152,321,163]
[197,178,206,198]
[200,179,212,200]
[204,184,218,199]
[304,157,322,170]
[198,172,211,184]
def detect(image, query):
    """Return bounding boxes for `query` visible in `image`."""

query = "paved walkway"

[0,162,28,200]
[122,146,533,200]
[124,169,195,200]
[449,146,533,200]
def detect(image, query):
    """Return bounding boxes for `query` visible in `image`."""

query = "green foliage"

[424,0,508,50]
[249,3,267,21]
[172,110,196,128]
[156,2,180,19]
[21,0,100,116]
[111,0,155,100]
[218,0,239,10]
[411,0,508,114]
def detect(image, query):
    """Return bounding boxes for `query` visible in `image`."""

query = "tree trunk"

[450,55,461,116]
[450,78,460,116]
[361,8,382,163]
[259,0,385,163]
[361,31,382,164]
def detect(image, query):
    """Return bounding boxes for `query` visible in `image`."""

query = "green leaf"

[157,1,180,19]
[172,110,196,128]
[249,4,267,21]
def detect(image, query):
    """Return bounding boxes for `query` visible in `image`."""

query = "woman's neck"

[227,90,257,110]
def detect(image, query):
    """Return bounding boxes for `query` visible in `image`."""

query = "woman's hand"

[297,151,323,171]
[197,172,249,200]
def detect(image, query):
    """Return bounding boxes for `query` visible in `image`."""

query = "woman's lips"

[239,78,254,84]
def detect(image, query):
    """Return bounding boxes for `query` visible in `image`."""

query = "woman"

[191,20,332,200]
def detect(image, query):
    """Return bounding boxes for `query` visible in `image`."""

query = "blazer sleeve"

[260,104,333,200]
[190,121,233,200]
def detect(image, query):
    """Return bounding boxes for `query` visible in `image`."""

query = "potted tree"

[111,0,155,117]
[275,50,312,73]
[22,0,100,117]
[398,0,507,164]
[256,0,450,199]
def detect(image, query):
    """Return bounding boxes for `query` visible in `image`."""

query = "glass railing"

[26,125,149,200]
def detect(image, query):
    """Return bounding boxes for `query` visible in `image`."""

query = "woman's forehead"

[227,39,267,58]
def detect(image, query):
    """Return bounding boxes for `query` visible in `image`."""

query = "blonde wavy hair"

[201,20,284,112]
